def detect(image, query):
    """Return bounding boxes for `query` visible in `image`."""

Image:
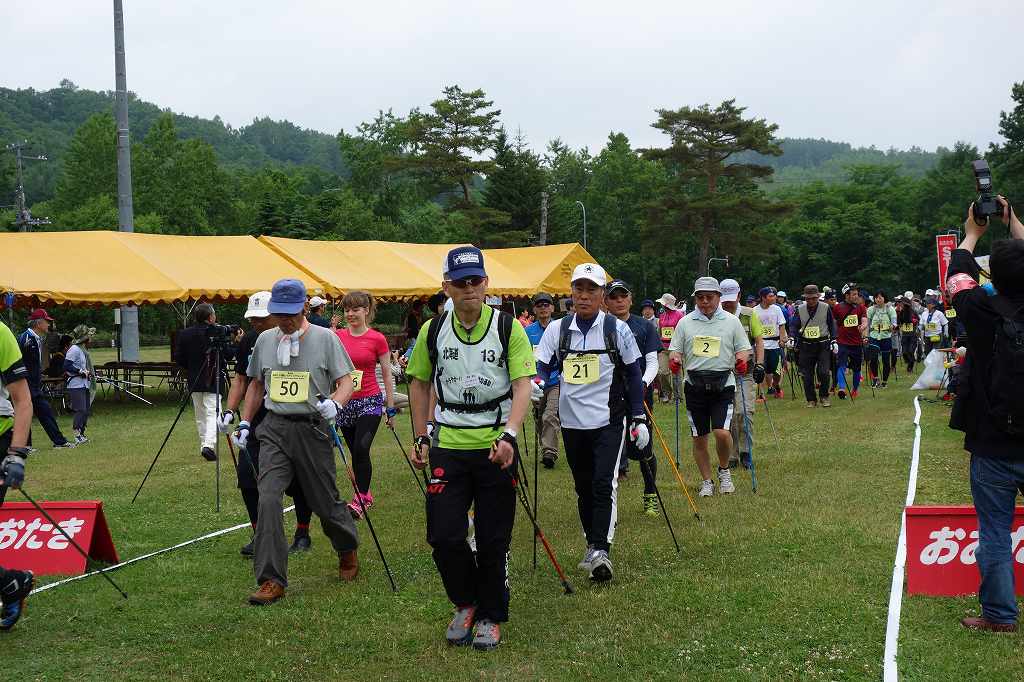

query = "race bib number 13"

[563,354,600,385]
[269,370,310,403]
[692,335,721,358]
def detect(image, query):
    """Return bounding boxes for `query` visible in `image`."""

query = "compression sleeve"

[625,359,644,416]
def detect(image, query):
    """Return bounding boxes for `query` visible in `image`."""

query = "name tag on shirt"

[563,354,600,384]
[804,326,822,340]
[843,315,859,328]
[692,335,721,358]
[269,370,310,403]
[351,370,363,392]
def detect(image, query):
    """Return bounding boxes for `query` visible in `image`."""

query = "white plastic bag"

[912,349,948,390]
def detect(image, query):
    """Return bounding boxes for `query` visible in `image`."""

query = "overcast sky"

[3,1,1022,155]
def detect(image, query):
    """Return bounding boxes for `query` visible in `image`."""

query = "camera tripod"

[131,343,234,510]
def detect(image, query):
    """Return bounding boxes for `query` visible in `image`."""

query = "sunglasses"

[447,276,485,288]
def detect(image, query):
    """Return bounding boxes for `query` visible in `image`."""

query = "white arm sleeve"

[642,351,658,386]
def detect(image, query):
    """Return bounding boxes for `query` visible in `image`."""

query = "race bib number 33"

[269,370,310,403]
[563,354,600,384]
[692,335,721,358]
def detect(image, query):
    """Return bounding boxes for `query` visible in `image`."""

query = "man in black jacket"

[946,196,1024,633]
[173,303,221,461]
[17,309,73,449]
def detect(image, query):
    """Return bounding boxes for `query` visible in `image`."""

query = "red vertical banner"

[936,234,957,292]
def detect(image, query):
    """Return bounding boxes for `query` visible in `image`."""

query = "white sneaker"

[588,550,613,582]
[578,544,596,571]
[698,479,714,497]
[718,467,735,494]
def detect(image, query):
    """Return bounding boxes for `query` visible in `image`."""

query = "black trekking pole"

[18,487,129,599]
[637,450,680,553]
[318,399,397,592]
[755,382,783,460]
[386,423,425,499]
[510,454,573,595]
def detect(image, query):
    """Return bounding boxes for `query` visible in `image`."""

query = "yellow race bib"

[351,370,363,392]
[269,370,310,403]
[661,327,674,340]
[804,326,822,340]
[945,308,957,319]
[692,336,721,358]
[900,323,914,333]
[563,354,600,385]
[843,315,859,328]
[926,322,939,334]
[929,336,941,343]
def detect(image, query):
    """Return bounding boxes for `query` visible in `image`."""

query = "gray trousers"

[730,374,755,457]
[254,412,359,588]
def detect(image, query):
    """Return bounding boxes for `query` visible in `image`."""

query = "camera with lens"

[205,323,240,348]
[971,160,1004,222]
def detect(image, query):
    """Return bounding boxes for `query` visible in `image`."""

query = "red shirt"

[833,302,867,346]
[335,328,389,399]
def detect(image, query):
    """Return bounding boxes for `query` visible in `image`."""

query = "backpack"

[555,313,626,382]
[987,297,1024,437]
[425,309,514,417]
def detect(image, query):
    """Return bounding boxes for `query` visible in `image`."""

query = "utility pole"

[575,200,587,251]
[4,142,51,231]
[539,192,548,246]
[113,0,139,361]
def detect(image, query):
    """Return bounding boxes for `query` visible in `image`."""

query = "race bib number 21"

[269,370,310,403]
[563,354,600,385]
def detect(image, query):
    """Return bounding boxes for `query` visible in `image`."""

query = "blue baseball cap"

[444,246,487,281]
[641,299,656,309]
[268,278,307,315]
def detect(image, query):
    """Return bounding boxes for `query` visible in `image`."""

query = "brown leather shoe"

[339,550,359,581]
[248,580,285,606]
[961,616,1017,633]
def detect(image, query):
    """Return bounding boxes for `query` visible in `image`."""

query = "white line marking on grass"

[883,396,921,682]
[29,505,295,596]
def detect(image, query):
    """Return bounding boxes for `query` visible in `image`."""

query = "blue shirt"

[624,314,660,375]
[525,319,559,387]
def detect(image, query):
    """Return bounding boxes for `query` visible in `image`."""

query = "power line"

[3,141,51,231]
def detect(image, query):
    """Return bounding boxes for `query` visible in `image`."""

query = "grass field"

[4,374,1021,680]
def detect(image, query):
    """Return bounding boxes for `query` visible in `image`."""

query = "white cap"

[656,293,678,310]
[571,262,607,287]
[245,290,272,319]
[719,278,741,302]
[308,295,327,308]
[904,290,914,300]
[692,276,723,296]
[777,291,788,298]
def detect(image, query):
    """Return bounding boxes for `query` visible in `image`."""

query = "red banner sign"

[0,501,119,575]
[906,505,1024,596]
[935,234,958,293]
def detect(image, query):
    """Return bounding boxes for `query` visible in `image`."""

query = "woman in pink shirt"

[334,291,396,518]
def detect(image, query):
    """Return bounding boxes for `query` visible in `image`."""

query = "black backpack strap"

[496,310,513,369]
[556,314,575,367]
[603,313,623,371]
[426,311,448,381]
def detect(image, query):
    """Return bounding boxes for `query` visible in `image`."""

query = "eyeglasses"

[446,276,485,289]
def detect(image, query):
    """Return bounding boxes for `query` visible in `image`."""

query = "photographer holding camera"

[946,169,1024,633]
[173,303,227,462]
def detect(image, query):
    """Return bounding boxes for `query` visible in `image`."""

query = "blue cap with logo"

[268,278,308,315]
[445,246,487,281]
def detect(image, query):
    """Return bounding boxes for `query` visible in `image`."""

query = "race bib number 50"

[269,370,310,403]
[692,335,721,358]
[563,354,600,384]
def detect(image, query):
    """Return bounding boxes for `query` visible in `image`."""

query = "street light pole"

[113,0,139,361]
[575,200,587,251]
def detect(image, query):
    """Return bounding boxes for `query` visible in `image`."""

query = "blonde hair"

[341,291,375,323]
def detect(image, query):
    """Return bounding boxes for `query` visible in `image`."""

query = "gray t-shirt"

[247,324,354,415]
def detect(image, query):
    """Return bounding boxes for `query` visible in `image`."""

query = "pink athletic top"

[335,328,389,399]
[658,309,685,349]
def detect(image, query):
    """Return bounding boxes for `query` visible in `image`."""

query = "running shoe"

[806,401,818,408]
[728,454,739,469]
[698,479,714,497]
[775,389,783,399]
[642,493,659,517]
[472,619,502,650]
[589,550,613,582]
[248,580,285,606]
[201,447,216,461]
[740,452,753,470]
[718,467,735,494]
[578,544,596,571]
[53,441,76,449]
[837,389,846,400]
[820,398,832,407]
[240,540,254,557]
[288,534,311,553]
[446,605,477,646]
[766,386,777,396]
[0,570,33,631]
[851,390,859,399]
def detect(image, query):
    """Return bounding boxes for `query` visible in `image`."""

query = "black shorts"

[764,348,783,375]
[683,382,736,437]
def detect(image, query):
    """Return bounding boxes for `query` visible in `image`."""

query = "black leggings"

[901,334,918,372]
[341,414,382,495]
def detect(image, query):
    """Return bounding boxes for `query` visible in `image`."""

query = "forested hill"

[0,80,346,203]
[738,137,939,190]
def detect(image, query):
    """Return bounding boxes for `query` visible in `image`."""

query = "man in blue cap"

[407,246,535,650]
[235,278,360,606]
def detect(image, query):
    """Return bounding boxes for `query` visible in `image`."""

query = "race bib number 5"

[269,370,310,403]
[692,335,721,358]
[350,370,363,392]
[563,354,600,385]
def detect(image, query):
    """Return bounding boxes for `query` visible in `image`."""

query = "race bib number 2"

[269,370,310,403]
[692,335,721,358]
[563,354,600,385]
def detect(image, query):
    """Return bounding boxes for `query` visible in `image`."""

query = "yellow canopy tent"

[260,237,595,300]
[0,231,323,306]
